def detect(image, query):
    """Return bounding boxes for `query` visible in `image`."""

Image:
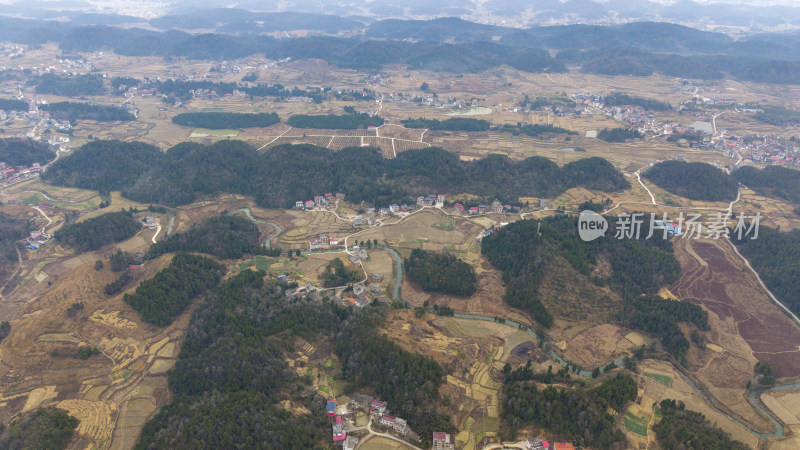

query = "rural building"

[432,432,454,450]
[352,393,373,407]
[342,436,359,450]
[295,201,304,209]
[379,415,395,427]
[326,400,337,417]
[469,206,478,215]
[336,193,345,200]
[437,194,446,204]
[370,400,387,416]
[379,208,390,217]
[454,203,464,212]
[478,204,487,214]
[304,200,314,209]
[314,195,326,205]
[332,415,346,442]
[554,443,575,450]
[393,417,408,434]
[371,273,384,282]
[389,204,400,213]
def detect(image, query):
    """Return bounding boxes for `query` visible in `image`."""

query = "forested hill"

[146,215,266,260]
[172,112,279,129]
[43,140,629,209]
[0,138,55,166]
[54,211,140,252]
[481,215,681,327]
[643,161,739,202]
[733,165,800,204]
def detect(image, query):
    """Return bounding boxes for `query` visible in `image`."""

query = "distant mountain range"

[3,0,800,32]
[1,7,799,84]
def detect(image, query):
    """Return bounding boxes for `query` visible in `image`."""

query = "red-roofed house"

[554,443,575,450]
[332,415,346,442]
[432,432,454,450]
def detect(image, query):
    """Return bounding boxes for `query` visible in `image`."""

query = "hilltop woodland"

[136,270,338,448]
[335,311,457,446]
[136,270,453,448]
[597,127,643,142]
[0,138,55,166]
[501,372,637,447]
[287,109,383,129]
[42,140,629,209]
[171,112,280,129]
[653,399,750,449]
[481,215,681,328]
[603,93,671,111]
[734,165,800,204]
[147,215,267,260]
[54,211,140,252]
[399,117,578,139]
[40,102,135,122]
[123,253,223,327]
[0,98,28,111]
[732,225,800,318]
[321,257,361,287]
[0,407,78,450]
[644,160,739,202]
[405,249,477,297]
[401,117,491,131]
[30,73,105,96]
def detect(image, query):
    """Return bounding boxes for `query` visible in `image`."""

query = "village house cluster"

[0,161,44,187]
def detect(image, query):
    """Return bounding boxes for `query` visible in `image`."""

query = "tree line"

[644,160,739,202]
[287,111,383,129]
[401,117,491,132]
[54,210,140,252]
[147,215,267,260]
[405,248,477,297]
[123,252,224,327]
[42,140,630,210]
[171,112,280,129]
[481,215,681,327]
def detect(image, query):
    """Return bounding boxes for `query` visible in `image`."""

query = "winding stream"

[232,208,283,249]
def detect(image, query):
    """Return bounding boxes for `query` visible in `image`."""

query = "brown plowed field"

[671,238,800,433]
[673,239,800,378]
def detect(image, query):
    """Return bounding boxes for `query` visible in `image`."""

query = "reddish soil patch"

[673,239,800,378]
